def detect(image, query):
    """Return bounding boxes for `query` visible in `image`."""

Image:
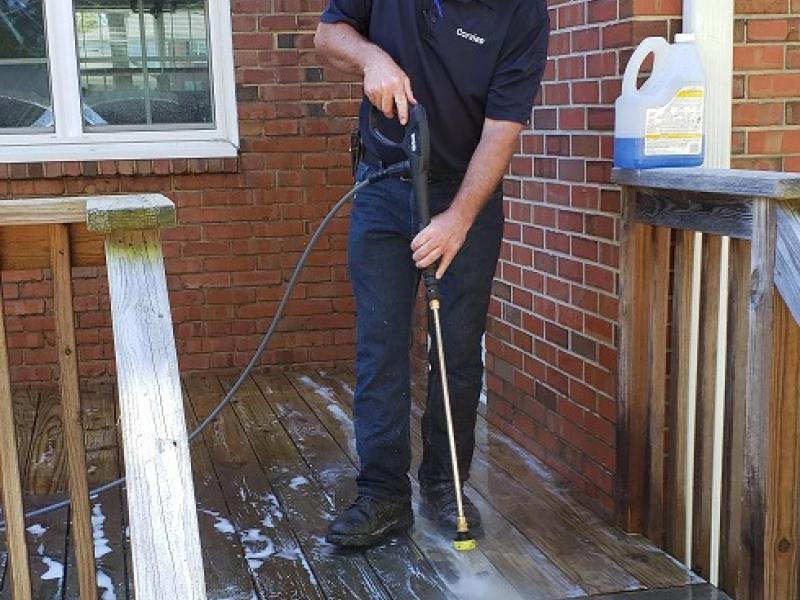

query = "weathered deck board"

[65,383,128,600]
[315,368,653,595]
[250,373,460,600]
[24,391,70,600]
[217,374,403,600]
[183,375,324,600]
[0,389,41,597]
[285,370,585,599]
[407,373,696,591]
[180,387,261,600]
[298,370,588,599]
[6,370,704,600]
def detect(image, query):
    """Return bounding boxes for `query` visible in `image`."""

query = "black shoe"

[326,495,414,547]
[420,482,483,538]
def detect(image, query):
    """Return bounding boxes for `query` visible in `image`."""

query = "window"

[0,0,237,163]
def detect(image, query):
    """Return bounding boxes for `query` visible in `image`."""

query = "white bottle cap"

[675,33,696,43]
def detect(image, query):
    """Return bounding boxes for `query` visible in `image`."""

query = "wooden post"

[646,223,671,547]
[618,187,648,534]
[692,235,724,578]
[87,197,206,600]
[739,199,777,600]
[50,223,98,600]
[618,187,671,536]
[765,294,800,599]
[719,238,750,595]
[0,281,32,599]
[667,230,697,560]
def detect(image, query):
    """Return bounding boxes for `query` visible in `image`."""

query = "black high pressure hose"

[0,162,410,528]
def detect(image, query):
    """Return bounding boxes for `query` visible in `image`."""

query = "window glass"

[0,0,53,130]
[74,0,213,129]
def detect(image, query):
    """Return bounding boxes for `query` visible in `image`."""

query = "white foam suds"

[215,517,236,536]
[298,376,336,403]
[200,509,236,537]
[289,475,309,490]
[26,523,47,536]
[264,494,284,518]
[326,403,352,430]
[36,544,64,582]
[97,569,117,600]
[41,556,64,581]
[325,403,357,455]
[241,528,275,571]
[92,504,112,559]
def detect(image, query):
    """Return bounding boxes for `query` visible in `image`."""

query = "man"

[315,0,549,547]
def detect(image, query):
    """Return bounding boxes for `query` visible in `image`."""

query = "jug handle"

[622,37,671,95]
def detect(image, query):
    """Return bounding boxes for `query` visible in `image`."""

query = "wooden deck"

[0,368,719,599]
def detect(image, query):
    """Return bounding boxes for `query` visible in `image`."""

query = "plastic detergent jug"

[614,34,706,169]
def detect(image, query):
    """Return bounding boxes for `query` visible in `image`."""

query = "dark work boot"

[420,482,483,538]
[326,495,414,547]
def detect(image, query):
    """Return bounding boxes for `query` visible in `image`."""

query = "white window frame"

[0,0,238,163]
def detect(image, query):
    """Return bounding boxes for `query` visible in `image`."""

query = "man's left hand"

[411,207,473,279]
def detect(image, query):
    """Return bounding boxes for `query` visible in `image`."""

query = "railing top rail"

[0,194,176,231]
[612,167,800,200]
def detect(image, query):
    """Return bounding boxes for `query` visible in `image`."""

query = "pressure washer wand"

[405,106,476,553]
[368,105,475,550]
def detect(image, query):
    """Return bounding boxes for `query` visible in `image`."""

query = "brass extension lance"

[429,298,477,552]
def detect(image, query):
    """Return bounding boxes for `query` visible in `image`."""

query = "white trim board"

[681,0,734,587]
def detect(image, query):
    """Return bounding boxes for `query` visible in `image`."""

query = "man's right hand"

[315,22,417,125]
[363,50,417,125]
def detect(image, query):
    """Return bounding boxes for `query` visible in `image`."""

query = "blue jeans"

[348,163,504,501]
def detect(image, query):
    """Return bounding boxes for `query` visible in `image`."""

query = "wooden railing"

[0,196,205,599]
[614,168,800,600]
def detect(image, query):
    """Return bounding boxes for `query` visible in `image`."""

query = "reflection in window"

[0,0,52,130]
[75,0,213,129]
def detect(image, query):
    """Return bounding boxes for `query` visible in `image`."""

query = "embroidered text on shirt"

[456,28,485,45]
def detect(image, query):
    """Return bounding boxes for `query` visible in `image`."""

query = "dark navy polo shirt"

[320,0,549,175]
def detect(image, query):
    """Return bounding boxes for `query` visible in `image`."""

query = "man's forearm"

[410,118,523,277]
[314,22,377,75]
[450,119,524,224]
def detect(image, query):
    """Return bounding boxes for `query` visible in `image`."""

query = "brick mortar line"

[502,237,619,260]
[493,294,618,342]
[494,284,619,324]
[493,285,619,331]
[498,253,621,276]
[502,226,620,241]
[735,126,800,131]
[488,315,617,374]
[502,208,622,227]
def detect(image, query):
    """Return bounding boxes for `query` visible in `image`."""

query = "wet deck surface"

[0,368,718,599]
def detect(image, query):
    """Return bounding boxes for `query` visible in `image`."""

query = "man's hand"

[410,118,522,279]
[411,207,473,279]
[315,22,416,125]
[363,52,417,125]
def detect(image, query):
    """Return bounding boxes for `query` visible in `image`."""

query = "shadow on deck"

[0,369,725,599]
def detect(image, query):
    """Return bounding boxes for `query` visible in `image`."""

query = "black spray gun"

[369,105,477,552]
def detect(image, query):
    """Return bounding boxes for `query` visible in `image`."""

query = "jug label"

[644,87,704,156]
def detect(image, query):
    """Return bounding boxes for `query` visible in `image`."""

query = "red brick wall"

[1,0,361,384]
[485,0,684,518]
[733,0,800,172]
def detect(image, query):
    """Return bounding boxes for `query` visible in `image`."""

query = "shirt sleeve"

[486,1,550,125]
[319,0,372,36]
